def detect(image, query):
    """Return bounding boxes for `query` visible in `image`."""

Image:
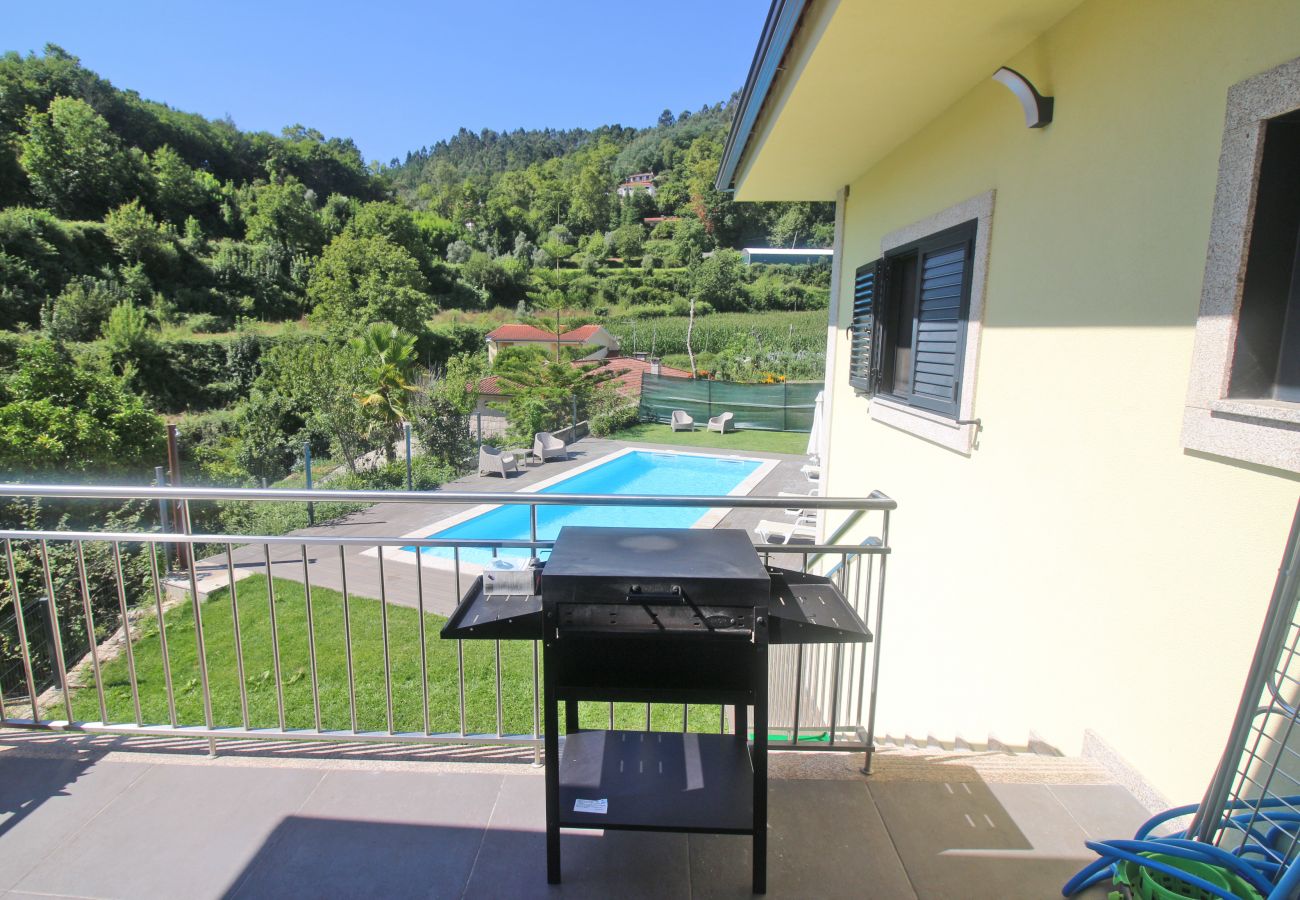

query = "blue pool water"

[411,450,761,564]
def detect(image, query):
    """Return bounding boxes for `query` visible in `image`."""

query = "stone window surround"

[857,190,995,456]
[1182,56,1300,474]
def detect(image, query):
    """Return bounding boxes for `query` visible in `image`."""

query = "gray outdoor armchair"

[707,411,735,433]
[532,432,568,463]
[670,410,695,432]
[479,444,520,477]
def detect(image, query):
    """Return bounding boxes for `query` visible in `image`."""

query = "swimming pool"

[407,449,767,565]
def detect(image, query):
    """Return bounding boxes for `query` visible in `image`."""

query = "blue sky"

[4,0,767,165]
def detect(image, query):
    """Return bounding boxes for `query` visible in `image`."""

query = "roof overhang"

[717,0,1085,201]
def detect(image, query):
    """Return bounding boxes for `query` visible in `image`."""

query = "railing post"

[404,422,413,490]
[167,424,189,571]
[155,466,172,573]
[303,442,315,527]
[862,509,890,775]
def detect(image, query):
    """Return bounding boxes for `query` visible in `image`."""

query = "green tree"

[409,352,482,472]
[0,340,162,475]
[610,222,646,260]
[236,337,373,479]
[104,198,166,263]
[242,177,324,255]
[307,232,434,333]
[352,323,420,464]
[690,248,746,311]
[102,300,159,385]
[18,96,144,219]
[151,144,222,227]
[43,273,132,341]
[494,355,615,447]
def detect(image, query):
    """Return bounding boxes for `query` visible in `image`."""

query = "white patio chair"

[754,516,818,545]
[532,432,568,463]
[670,410,695,432]
[800,463,821,483]
[707,411,735,433]
[479,444,520,477]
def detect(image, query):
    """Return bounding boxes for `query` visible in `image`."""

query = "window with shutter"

[850,220,976,419]
[848,260,881,391]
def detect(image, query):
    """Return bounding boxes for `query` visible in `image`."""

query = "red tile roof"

[487,323,609,344]
[592,356,692,399]
[559,324,601,341]
[485,324,554,342]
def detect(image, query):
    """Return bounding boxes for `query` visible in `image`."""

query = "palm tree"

[352,323,420,465]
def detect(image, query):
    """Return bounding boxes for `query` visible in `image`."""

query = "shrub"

[589,401,639,437]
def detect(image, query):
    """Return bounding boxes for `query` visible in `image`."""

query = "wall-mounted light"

[992,66,1054,128]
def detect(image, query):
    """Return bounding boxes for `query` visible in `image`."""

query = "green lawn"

[613,422,809,455]
[70,577,723,736]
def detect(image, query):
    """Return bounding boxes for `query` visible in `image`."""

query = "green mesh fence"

[638,374,822,432]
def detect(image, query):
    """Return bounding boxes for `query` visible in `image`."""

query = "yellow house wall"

[826,0,1300,802]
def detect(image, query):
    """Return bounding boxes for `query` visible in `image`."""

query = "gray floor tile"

[227,770,504,900]
[987,783,1091,856]
[870,781,1095,900]
[691,779,916,900]
[462,774,693,899]
[1047,784,1152,840]
[0,755,151,892]
[14,763,323,900]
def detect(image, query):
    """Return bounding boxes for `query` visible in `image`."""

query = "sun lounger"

[479,444,520,477]
[708,411,735,433]
[778,488,821,515]
[671,410,695,432]
[754,516,818,545]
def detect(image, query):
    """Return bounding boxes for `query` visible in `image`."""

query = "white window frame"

[1182,56,1300,474]
[860,190,994,456]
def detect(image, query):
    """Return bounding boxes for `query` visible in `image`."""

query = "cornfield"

[609,310,827,358]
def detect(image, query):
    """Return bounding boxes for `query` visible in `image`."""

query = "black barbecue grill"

[441,525,872,894]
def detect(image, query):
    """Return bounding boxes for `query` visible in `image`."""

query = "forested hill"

[0,44,835,497]
[386,101,833,252]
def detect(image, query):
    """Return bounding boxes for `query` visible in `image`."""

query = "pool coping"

[368,446,779,577]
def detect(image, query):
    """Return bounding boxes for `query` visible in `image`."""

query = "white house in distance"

[483,323,619,363]
[616,172,657,198]
[717,0,1300,807]
[741,247,833,265]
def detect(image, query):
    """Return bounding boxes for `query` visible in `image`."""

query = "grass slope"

[70,576,723,736]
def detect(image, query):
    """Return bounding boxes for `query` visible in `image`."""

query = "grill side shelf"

[440,576,544,640]
[766,567,873,645]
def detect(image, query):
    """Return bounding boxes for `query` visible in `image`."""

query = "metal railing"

[0,483,893,769]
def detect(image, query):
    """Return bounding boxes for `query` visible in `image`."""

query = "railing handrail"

[0,482,897,511]
[0,529,887,556]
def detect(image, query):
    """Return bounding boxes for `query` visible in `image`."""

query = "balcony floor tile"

[0,753,151,892]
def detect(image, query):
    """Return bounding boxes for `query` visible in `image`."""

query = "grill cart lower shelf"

[557,730,754,833]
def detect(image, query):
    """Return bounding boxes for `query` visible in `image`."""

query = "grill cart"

[441,526,871,894]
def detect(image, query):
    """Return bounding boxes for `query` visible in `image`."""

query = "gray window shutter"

[908,236,972,416]
[848,259,882,392]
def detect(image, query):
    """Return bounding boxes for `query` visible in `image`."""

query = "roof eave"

[714,0,810,194]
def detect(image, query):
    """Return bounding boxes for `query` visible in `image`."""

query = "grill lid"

[542,527,771,607]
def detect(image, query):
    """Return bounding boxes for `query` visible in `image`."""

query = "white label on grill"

[574,798,608,814]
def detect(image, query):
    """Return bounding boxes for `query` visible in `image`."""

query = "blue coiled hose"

[1062,795,1300,899]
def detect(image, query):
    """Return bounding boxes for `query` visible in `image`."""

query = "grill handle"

[625,584,685,603]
